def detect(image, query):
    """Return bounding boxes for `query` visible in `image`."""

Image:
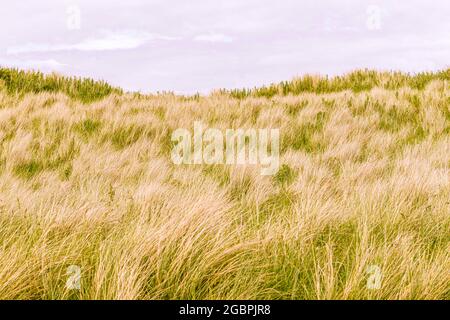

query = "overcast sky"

[1,0,449,93]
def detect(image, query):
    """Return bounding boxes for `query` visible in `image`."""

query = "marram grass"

[0,68,122,103]
[0,68,448,299]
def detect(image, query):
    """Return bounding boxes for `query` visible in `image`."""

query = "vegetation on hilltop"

[1,67,448,100]
[0,68,122,103]
[227,68,450,99]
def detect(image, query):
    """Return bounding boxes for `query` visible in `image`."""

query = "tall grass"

[0,68,448,299]
[0,68,122,103]
[227,69,450,99]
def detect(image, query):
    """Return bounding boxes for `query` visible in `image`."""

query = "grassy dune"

[0,68,449,299]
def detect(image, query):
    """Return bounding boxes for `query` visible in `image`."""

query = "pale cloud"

[6,30,179,54]
[0,58,67,70]
[193,33,233,43]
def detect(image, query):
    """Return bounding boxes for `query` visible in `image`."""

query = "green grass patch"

[282,112,328,153]
[0,68,122,103]
[285,101,308,117]
[274,164,297,186]
[259,189,295,217]
[14,160,44,179]
[109,125,145,149]
[73,119,102,140]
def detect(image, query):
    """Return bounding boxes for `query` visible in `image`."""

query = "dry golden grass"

[0,73,449,299]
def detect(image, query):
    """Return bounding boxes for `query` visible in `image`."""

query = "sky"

[1,0,449,94]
